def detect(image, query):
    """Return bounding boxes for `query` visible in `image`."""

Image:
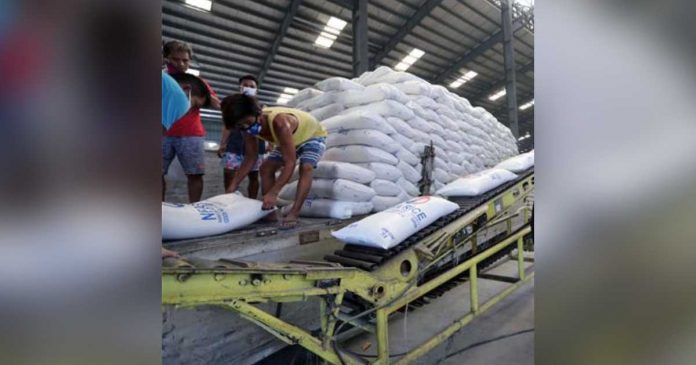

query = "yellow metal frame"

[162,173,534,365]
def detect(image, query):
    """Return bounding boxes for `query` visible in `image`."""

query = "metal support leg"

[375,308,390,364]
[470,264,479,313]
[517,237,525,280]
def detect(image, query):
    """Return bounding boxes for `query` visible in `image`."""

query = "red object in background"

[0,27,48,95]
[165,76,218,137]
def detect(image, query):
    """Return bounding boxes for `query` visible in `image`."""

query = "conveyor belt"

[325,168,534,271]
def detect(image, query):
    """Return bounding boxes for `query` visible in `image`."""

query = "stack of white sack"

[283,69,519,216]
[279,161,377,219]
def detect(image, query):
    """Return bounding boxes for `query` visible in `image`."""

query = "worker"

[162,40,220,203]
[221,94,327,229]
[162,73,212,203]
[218,75,267,198]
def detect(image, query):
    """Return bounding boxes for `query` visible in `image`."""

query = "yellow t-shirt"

[259,107,328,146]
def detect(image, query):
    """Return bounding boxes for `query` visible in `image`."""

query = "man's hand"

[217,144,226,158]
[262,192,278,210]
[226,182,239,194]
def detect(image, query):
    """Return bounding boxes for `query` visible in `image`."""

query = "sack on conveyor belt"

[283,198,373,219]
[279,178,376,202]
[436,168,518,197]
[331,196,460,249]
[494,151,535,173]
[162,193,273,240]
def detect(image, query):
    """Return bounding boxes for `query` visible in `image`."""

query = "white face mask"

[241,87,257,96]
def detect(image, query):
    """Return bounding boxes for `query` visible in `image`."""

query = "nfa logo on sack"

[386,197,431,229]
[192,202,230,223]
[408,196,431,205]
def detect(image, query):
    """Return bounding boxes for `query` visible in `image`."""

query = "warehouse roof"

[163,0,534,140]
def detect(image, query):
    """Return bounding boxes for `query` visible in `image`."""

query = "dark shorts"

[162,136,205,175]
[266,137,326,168]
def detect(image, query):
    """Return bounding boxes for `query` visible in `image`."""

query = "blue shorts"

[221,152,264,172]
[162,136,205,175]
[267,137,326,168]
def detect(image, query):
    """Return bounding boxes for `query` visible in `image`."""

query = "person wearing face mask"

[161,40,220,203]
[217,75,267,198]
[221,94,327,229]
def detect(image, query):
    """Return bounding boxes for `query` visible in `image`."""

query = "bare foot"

[261,210,280,222]
[279,211,299,230]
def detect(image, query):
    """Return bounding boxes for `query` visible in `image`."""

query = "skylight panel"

[448,70,478,89]
[276,88,298,105]
[185,0,212,12]
[394,48,425,72]
[519,99,534,110]
[314,16,347,49]
[489,88,507,101]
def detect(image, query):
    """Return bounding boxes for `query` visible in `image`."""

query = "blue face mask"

[245,117,262,136]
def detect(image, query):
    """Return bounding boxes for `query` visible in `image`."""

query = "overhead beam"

[352,0,369,76]
[258,0,303,85]
[467,61,533,105]
[431,18,524,85]
[326,0,354,10]
[369,0,444,69]
[501,0,519,139]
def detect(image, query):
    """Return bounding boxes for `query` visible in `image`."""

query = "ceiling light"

[185,0,212,12]
[489,89,507,101]
[326,17,347,30]
[448,70,478,89]
[315,36,334,48]
[463,70,478,79]
[449,80,464,88]
[276,92,295,105]
[394,48,425,72]
[409,48,425,58]
[519,99,535,110]
[186,68,200,76]
[314,16,347,49]
[394,62,410,72]
[319,31,337,40]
